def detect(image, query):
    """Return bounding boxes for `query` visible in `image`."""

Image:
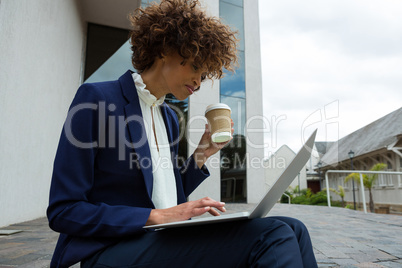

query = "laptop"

[144,129,317,229]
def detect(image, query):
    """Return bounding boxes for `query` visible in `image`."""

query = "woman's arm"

[47,83,151,238]
[152,121,234,226]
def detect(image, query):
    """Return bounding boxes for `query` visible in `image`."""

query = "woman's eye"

[192,64,199,71]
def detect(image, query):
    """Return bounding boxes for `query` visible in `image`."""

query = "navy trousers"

[82,216,317,268]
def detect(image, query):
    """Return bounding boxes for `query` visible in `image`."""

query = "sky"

[258,0,402,157]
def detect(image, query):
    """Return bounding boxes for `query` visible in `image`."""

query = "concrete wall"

[188,0,221,201]
[244,0,265,203]
[0,0,84,227]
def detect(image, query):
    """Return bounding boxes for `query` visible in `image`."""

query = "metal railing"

[282,193,291,204]
[324,170,402,213]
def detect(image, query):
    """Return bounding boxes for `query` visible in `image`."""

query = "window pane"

[220,96,245,136]
[220,0,246,203]
[220,51,245,98]
[220,131,247,203]
[219,95,246,203]
[221,0,243,7]
[219,1,244,51]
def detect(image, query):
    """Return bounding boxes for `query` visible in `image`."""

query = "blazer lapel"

[119,71,154,202]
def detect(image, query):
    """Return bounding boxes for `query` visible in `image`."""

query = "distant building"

[306,141,335,193]
[319,107,402,214]
[264,145,307,196]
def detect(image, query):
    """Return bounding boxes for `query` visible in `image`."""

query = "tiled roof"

[320,107,402,167]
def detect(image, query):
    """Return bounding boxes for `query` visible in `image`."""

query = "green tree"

[290,185,300,196]
[323,186,345,207]
[345,163,387,212]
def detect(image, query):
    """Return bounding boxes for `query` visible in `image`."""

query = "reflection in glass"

[220,0,243,7]
[220,0,246,203]
[220,51,245,98]
[219,1,244,51]
[220,96,245,136]
[219,96,246,202]
[220,134,247,203]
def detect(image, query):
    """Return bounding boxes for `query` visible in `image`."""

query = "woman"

[47,0,317,267]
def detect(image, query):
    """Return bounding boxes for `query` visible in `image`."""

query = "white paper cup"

[205,103,232,143]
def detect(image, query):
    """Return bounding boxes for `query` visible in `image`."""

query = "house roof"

[315,142,335,157]
[320,107,402,167]
[264,144,295,161]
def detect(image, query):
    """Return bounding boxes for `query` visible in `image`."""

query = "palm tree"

[324,186,345,207]
[345,163,387,212]
[289,185,300,196]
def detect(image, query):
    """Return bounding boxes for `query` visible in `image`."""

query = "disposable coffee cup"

[205,103,232,143]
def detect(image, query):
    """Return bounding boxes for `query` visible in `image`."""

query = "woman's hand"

[145,197,226,226]
[193,119,234,169]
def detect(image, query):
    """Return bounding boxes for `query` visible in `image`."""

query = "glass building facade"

[219,0,247,202]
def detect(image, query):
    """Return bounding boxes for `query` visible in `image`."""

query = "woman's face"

[160,52,206,101]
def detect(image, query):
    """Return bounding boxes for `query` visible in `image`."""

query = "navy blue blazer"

[47,70,210,268]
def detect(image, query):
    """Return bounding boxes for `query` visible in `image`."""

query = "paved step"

[0,203,401,267]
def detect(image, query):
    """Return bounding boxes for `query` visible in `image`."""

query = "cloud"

[259,0,402,154]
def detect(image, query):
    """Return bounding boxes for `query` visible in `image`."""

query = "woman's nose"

[193,74,201,88]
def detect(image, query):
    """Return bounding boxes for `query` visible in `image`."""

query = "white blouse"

[132,73,177,209]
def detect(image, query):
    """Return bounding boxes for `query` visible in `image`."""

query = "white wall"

[264,145,307,193]
[0,0,84,227]
[307,143,321,173]
[342,184,402,205]
[188,0,221,202]
[244,0,265,203]
[372,187,402,204]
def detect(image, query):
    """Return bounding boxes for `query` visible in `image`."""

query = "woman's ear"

[160,53,166,63]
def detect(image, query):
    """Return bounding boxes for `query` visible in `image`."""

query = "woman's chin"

[172,94,189,101]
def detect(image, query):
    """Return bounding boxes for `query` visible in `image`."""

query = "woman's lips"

[186,85,194,95]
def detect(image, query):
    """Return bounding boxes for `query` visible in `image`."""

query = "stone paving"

[0,203,401,267]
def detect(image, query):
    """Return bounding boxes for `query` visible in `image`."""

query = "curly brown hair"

[129,0,238,80]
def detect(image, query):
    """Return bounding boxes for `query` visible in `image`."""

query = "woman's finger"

[216,206,226,213]
[207,207,221,216]
[191,206,211,217]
